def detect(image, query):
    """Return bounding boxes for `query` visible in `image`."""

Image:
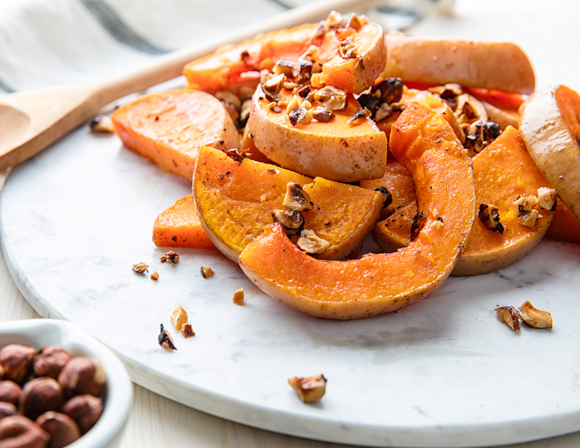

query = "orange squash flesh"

[238,103,475,319]
[153,195,215,249]
[247,88,388,182]
[193,146,383,262]
[546,199,580,244]
[373,126,553,276]
[112,90,239,180]
[184,20,385,95]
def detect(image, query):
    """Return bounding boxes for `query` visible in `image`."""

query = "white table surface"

[1,0,580,446]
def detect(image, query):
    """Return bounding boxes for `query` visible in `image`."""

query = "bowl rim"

[0,318,133,448]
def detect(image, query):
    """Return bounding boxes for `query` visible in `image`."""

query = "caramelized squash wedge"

[381,34,535,94]
[373,127,553,276]
[153,195,215,249]
[247,87,388,182]
[546,199,580,244]
[193,146,383,262]
[238,103,475,319]
[112,90,238,180]
[184,14,385,95]
[520,85,580,219]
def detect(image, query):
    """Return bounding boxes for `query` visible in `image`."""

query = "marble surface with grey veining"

[1,124,580,447]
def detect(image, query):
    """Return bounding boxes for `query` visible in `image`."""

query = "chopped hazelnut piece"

[283,182,313,212]
[232,288,244,306]
[374,103,393,122]
[312,106,334,122]
[170,305,188,331]
[158,324,177,351]
[288,108,312,126]
[160,251,179,264]
[273,60,294,77]
[288,374,327,403]
[273,209,304,234]
[89,114,115,133]
[455,94,488,124]
[479,203,504,234]
[262,73,286,96]
[313,86,347,111]
[496,306,521,331]
[347,107,371,124]
[519,301,553,329]
[181,323,196,338]
[132,262,148,273]
[150,271,159,281]
[514,194,539,216]
[325,10,343,28]
[200,266,214,279]
[297,229,330,255]
[537,187,557,211]
[518,209,541,228]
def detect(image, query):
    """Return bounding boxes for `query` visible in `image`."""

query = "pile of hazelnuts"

[0,344,107,448]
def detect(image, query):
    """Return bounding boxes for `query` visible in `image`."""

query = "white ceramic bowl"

[0,319,133,448]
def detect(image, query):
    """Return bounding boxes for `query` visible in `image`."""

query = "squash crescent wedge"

[238,103,476,319]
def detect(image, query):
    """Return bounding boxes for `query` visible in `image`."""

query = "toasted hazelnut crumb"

[200,266,214,279]
[297,229,329,255]
[170,305,188,331]
[132,262,148,273]
[519,301,553,329]
[537,187,557,211]
[283,182,313,212]
[518,209,540,228]
[158,324,176,351]
[150,271,159,281]
[160,251,179,264]
[181,323,195,338]
[89,114,115,133]
[232,288,244,306]
[288,374,327,403]
[496,306,521,331]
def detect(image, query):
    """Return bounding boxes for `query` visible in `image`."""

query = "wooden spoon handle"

[95,0,383,105]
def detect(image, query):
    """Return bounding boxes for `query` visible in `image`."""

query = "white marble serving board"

[1,124,580,447]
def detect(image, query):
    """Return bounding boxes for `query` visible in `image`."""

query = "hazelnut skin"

[58,357,106,399]
[0,415,50,448]
[0,402,16,421]
[33,347,71,380]
[19,377,63,421]
[0,344,35,384]
[36,412,80,448]
[63,394,103,434]
[0,381,21,406]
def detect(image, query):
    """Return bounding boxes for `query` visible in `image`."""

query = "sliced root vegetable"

[238,103,475,319]
[520,85,580,220]
[193,146,383,263]
[373,126,554,276]
[184,13,385,95]
[360,159,416,219]
[112,90,239,180]
[546,198,580,244]
[247,87,387,182]
[153,195,215,249]
[381,34,535,95]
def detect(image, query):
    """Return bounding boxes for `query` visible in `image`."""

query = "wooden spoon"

[0,0,381,171]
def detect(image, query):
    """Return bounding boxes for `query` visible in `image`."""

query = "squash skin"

[247,88,388,182]
[381,35,535,94]
[239,103,475,319]
[153,195,215,249]
[112,89,239,180]
[193,146,383,263]
[520,85,580,220]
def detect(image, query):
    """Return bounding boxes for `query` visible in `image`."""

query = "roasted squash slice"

[184,13,385,95]
[238,103,475,319]
[546,199,580,244]
[373,127,553,276]
[193,146,383,262]
[247,88,388,182]
[153,195,215,249]
[112,89,238,180]
[520,85,580,219]
[381,35,535,94]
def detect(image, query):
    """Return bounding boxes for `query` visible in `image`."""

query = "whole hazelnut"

[58,357,106,399]
[0,415,49,448]
[0,402,16,421]
[19,377,63,420]
[33,347,71,379]
[0,344,35,383]
[0,381,22,406]
[63,394,103,434]
[36,412,80,448]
